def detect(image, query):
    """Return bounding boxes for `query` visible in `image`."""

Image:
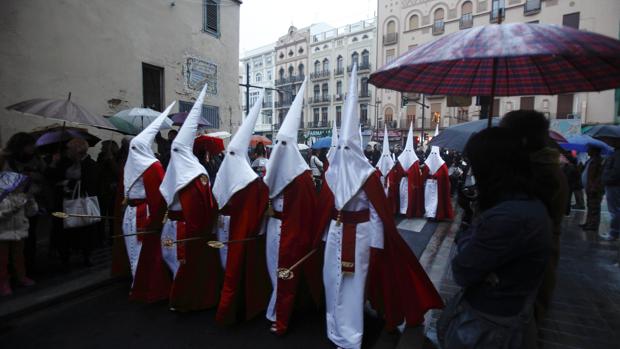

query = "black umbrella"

[428,119,500,152]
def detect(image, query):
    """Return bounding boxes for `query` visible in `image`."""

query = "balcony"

[433,20,445,35]
[334,67,345,76]
[524,0,541,15]
[348,62,371,72]
[459,14,473,29]
[309,95,332,105]
[333,94,344,102]
[275,100,292,108]
[307,120,331,128]
[359,91,371,99]
[377,120,398,129]
[310,70,330,81]
[383,32,398,45]
[275,75,305,86]
[262,100,273,109]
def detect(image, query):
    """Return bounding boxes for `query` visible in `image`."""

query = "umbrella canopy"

[250,134,272,147]
[584,125,620,139]
[560,135,613,155]
[34,128,100,148]
[6,93,114,129]
[169,112,211,127]
[311,136,332,149]
[429,119,500,152]
[298,143,310,150]
[111,107,173,132]
[369,23,620,97]
[207,131,232,139]
[549,130,568,143]
[193,135,225,155]
[106,116,141,135]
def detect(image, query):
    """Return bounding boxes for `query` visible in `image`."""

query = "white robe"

[161,201,181,278]
[323,190,384,349]
[215,214,232,269]
[122,177,146,284]
[399,177,409,215]
[265,193,284,322]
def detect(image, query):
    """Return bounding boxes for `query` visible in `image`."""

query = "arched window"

[255,73,262,82]
[352,37,358,42]
[336,80,343,95]
[361,50,369,67]
[337,55,344,71]
[322,83,329,98]
[433,8,445,34]
[409,14,419,30]
[288,66,294,76]
[313,84,320,99]
[298,63,304,77]
[314,60,321,73]
[387,20,396,34]
[279,68,285,80]
[351,52,359,67]
[385,107,394,122]
[322,58,329,72]
[361,77,369,96]
[461,1,473,28]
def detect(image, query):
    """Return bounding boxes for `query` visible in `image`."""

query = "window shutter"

[204,0,219,33]
[201,105,220,128]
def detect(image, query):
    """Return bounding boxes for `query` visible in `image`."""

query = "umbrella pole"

[487,57,498,129]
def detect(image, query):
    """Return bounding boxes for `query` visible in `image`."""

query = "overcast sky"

[239,0,378,54]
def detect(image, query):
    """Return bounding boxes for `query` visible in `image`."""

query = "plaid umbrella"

[369,23,620,96]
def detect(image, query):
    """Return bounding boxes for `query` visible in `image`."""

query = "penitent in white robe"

[265,193,284,323]
[122,177,146,284]
[215,214,232,269]
[323,190,384,349]
[399,178,409,215]
[161,200,181,278]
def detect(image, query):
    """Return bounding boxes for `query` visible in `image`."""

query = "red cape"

[216,179,271,325]
[169,176,222,311]
[389,162,424,218]
[272,172,323,334]
[316,172,444,330]
[129,162,172,303]
[422,164,454,221]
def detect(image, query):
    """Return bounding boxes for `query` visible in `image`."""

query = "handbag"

[437,285,538,349]
[63,180,101,229]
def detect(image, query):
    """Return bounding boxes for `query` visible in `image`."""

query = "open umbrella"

[193,135,225,155]
[250,135,272,147]
[169,112,211,127]
[311,137,332,150]
[369,23,620,128]
[106,116,141,135]
[110,107,172,132]
[560,135,613,155]
[207,131,232,139]
[549,130,568,144]
[6,92,114,129]
[584,125,620,139]
[298,144,310,150]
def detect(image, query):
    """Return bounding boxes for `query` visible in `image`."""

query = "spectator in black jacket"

[602,146,620,241]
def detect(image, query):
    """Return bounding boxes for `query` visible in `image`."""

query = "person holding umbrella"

[602,141,620,241]
[580,146,604,232]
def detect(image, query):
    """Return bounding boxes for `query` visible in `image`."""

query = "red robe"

[169,176,221,311]
[389,162,424,218]
[215,179,271,325]
[271,172,323,335]
[129,162,172,303]
[422,164,454,221]
[316,172,444,330]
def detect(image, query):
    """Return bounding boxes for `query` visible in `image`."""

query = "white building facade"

[377,0,620,142]
[240,43,276,135]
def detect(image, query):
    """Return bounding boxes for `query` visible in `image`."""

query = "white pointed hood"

[124,102,176,196]
[160,84,208,206]
[264,78,309,198]
[398,122,419,170]
[212,90,264,208]
[425,146,445,175]
[325,64,376,210]
[376,125,395,176]
[327,121,338,161]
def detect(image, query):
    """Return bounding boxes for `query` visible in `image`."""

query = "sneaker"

[0,280,12,296]
[18,277,36,287]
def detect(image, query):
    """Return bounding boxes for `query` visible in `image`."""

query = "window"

[433,8,445,34]
[336,80,343,95]
[266,56,272,65]
[279,68,285,80]
[279,52,284,59]
[255,73,262,82]
[563,12,580,29]
[142,63,164,111]
[362,34,369,39]
[313,108,320,123]
[267,70,272,81]
[203,0,219,36]
[386,49,396,65]
[315,47,320,52]
[249,91,259,105]
[524,0,541,15]
[490,0,505,23]
[298,47,304,54]
[387,20,396,34]
[361,104,368,124]
[520,96,535,110]
[431,103,442,125]
[322,58,329,72]
[384,107,394,122]
[322,83,329,98]
[314,60,321,73]
[352,37,358,42]
[265,90,273,104]
[361,78,369,96]
[460,1,473,29]
[409,15,419,30]
[336,106,342,126]
[288,66,294,76]
[203,105,220,128]
[406,105,416,124]
[314,85,320,99]
[361,50,370,67]
[557,94,574,118]
[262,110,272,125]
[337,56,344,71]
[351,52,359,67]
[321,107,328,124]
[298,63,304,77]
[288,50,294,57]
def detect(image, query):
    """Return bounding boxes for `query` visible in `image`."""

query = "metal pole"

[245,63,250,115]
[421,94,425,145]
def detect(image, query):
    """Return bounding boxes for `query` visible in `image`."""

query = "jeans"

[605,186,620,238]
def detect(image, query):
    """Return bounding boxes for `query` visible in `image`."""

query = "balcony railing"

[377,120,398,129]
[262,101,273,108]
[310,70,330,80]
[433,20,445,35]
[460,14,473,29]
[383,32,398,45]
[307,120,331,128]
[334,94,344,102]
[275,100,292,108]
[347,62,371,72]
[334,67,345,76]
[524,0,541,15]
[309,95,332,104]
[275,75,305,86]
[359,91,371,99]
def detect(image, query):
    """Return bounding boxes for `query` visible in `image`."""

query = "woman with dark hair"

[439,127,551,349]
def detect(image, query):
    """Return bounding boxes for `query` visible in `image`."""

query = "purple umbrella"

[169,112,211,127]
[34,128,100,148]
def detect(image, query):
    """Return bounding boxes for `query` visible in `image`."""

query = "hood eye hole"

[173,148,178,152]
[229,151,235,155]
[281,141,287,145]
[275,140,279,144]
[344,146,350,150]
[131,146,136,150]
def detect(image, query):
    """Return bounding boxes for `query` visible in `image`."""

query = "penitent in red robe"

[129,162,172,303]
[268,172,323,335]
[316,172,444,330]
[422,164,454,221]
[388,162,424,218]
[215,179,271,325]
[169,176,221,311]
